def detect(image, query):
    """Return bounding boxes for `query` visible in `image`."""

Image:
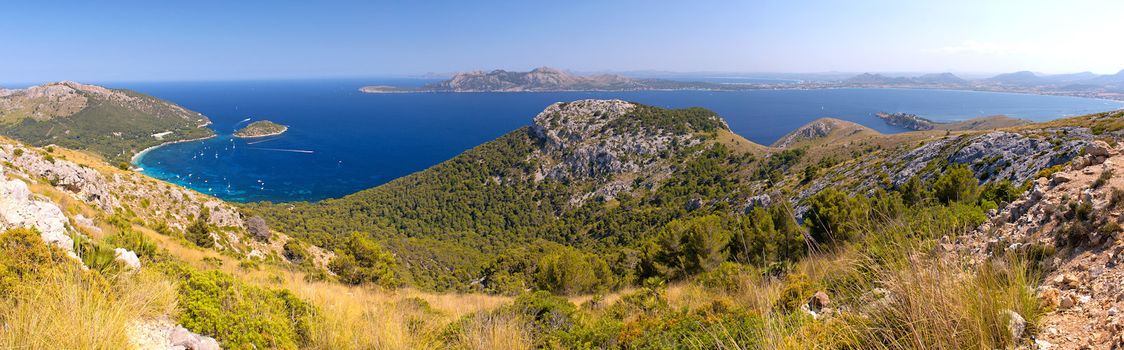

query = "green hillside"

[0,82,213,162]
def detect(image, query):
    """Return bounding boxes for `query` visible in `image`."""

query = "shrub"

[283,240,310,264]
[933,164,978,204]
[0,228,70,296]
[160,263,317,349]
[898,175,929,206]
[328,233,399,287]
[1094,169,1114,189]
[804,188,869,245]
[105,229,158,259]
[980,179,1022,205]
[535,247,614,295]
[185,216,214,248]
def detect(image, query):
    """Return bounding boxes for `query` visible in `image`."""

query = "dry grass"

[0,269,177,350]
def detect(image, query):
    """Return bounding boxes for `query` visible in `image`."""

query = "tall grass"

[0,269,177,350]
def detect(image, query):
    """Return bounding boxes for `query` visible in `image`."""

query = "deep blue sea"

[115,79,1124,203]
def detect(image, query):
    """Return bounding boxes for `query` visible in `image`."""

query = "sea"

[114,79,1124,203]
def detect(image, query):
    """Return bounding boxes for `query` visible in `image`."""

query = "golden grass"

[0,269,178,350]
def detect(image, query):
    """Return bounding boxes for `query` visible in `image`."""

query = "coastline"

[357,85,1124,102]
[131,134,217,166]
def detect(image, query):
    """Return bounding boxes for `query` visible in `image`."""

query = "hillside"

[360,67,724,92]
[6,99,1124,348]
[770,117,879,148]
[233,120,287,138]
[0,81,213,163]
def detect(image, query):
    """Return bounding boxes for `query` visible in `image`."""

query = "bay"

[117,79,1124,203]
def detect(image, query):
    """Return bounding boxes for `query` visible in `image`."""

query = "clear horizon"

[3,0,1123,84]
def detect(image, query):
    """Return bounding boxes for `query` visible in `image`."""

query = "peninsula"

[233,120,288,138]
[875,111,1029,131]
[360,67,724,93]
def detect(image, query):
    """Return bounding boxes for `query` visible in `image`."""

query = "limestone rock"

[1005,310,1026,341]
[170,326,221,350]
[0,173,74,255]
[114,248,142,269]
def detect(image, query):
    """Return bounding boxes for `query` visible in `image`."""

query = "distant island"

[234,120,288,138]
[875,111,1029,131]
[360,67,726,93]
[360,67,1124,101]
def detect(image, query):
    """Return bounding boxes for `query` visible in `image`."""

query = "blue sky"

[2,0,1122,83]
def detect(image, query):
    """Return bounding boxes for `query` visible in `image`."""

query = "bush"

[185,216,214,248]
[160,263,316,349]
[933,164,978,204]
[980,179,1022,205]
[804,188,869,245]
[328,233,398,287]
[1094,169,1114,189]
[730,205,805,266]
[283,240,310,264]
[0,228,70,296]
[535,247,614,295]
[105,229,158,260]
[898,175,929,206]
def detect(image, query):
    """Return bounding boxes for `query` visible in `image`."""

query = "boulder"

[0,175,75,255]
[1005,310,1026,341]
[170,326,221,350]
[114,248,142,269]
[808,291,831,311]
[1086,141,1110,158]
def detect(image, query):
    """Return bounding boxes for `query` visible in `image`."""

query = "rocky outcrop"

[890,129,1090,187]
[530,100,704,183]
[0,167,74,255]
[114,248,142,269]
[948,142,1124,349]
[3,144,119,211]
[770,118,872,148]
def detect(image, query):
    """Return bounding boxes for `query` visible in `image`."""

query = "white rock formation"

[0,169,74,255]
[114,248,142,269]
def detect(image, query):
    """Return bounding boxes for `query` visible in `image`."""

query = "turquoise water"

[118,79,1124,203]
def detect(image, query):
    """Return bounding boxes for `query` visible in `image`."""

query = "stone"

[114,248,142,270]
[808,291,831,311]
[1005,310,1026,341]
[1052,172,1075,185]
[1040,287,1061,308]
[1060,294,1077,309]
[170,326,220,350]
[0,175,75,256]
[744,194,772,213]
[1086,141,1110,158]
